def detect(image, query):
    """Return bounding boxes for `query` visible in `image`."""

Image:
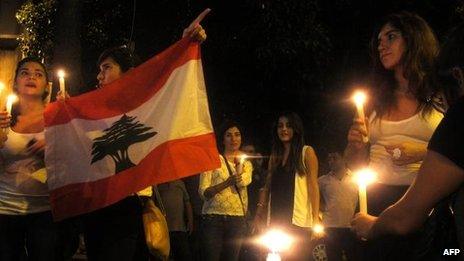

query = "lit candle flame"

[353,91,367,106]
[239,154,248,164]
[353,168,376,187]
[352,90,369,143]
[312,224,325,235]
[57,70,66,78]
[259,229,293,253]
[6,94,18,115]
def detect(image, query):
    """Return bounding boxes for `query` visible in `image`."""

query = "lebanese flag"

[44,37,220,220]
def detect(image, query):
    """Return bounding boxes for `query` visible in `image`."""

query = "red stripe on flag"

[50,133,220,221]
[45,37,201,126]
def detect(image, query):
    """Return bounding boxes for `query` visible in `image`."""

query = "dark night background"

[49,0,464,173]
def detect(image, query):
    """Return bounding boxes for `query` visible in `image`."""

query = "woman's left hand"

[56,90,70,101]
[351,213,377,240]
[384,141,427,166]
[182,8,210,42]
[26,138,45,156]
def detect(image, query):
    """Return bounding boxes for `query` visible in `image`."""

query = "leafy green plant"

[15,0,58,64]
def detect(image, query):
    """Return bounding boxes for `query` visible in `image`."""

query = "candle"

[6,94,18,115]
[352,90,369,143]
[312,224,325,236]
[0,81,4,94]
[266,253,281,261]
[57,70,66,95]
[0,81,5,109]
[259,229,293,261]
[353,168,376,214]
[236,154,247,174]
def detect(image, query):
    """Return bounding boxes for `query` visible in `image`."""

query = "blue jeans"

[201,214,246,261]
[0,211,77,261]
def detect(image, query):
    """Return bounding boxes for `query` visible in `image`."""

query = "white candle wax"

[358,184,367,214]
[57,70,66,94]
[353,91,369,143]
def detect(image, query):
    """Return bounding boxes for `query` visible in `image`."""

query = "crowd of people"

[0,9,463,261]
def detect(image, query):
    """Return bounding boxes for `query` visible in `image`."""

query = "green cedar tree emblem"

[91,114,157,173]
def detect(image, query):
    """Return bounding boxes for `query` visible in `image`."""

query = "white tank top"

[292,145,314,227]
[0,129,50,214]
[368,109,443,185]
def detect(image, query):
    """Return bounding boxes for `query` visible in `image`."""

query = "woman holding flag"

[71,9,211,261]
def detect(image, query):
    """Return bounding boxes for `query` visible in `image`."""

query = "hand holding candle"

[352,91,369,143]
[236,154,247,175]
[353,168,376,214]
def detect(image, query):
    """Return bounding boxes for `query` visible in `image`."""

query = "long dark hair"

[369,11,439,118]
[269,112,306,176]
[11,57,50,126]
[97,45,140,73]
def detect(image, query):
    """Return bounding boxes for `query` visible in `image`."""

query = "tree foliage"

[15,0,58,64]
[81,0,132,52]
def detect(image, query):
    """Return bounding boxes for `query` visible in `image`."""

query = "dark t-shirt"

[427,97,464,255]
[428,97,464,169]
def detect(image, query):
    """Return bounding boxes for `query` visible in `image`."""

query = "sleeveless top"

[369,109,443,185]
[270,145,314,228]
[0,129,50,214]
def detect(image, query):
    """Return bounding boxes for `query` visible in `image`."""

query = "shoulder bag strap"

[153,184,166,216]
[222,154,247,216]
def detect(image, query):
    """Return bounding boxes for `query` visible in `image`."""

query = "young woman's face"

[223,126,241,152]
[97,57,123,87]
[377,23,406,71]
[277,116,294,143]
[15,62,47,97]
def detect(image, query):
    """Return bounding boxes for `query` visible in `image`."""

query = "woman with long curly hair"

[346,11,445,260]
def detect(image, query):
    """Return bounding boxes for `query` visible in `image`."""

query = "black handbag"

[414,194,460,260]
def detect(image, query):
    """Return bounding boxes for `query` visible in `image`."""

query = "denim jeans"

[0,211,77,261]
[169,231,192,261]
[201,214,246,261]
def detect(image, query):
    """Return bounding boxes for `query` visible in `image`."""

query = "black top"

[428,97,464,169]
[270,164,295,227]
[426,97,464,256]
